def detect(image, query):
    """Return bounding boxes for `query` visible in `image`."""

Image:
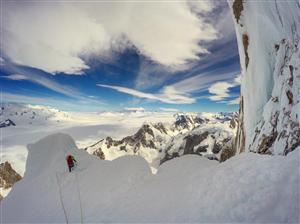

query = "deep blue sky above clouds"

[0,1,240,112]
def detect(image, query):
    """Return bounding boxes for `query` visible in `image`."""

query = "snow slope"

[2,133,299,223]
[230,0,300,154]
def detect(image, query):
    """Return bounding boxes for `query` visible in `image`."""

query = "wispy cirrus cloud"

[1,92,103,112]
[170,71,237,94]
[3,74,27,80]
[98,70,239,105]
[98,84,195,104]
[124,107,145,112]
[3,73,81,99]
[2,71,105,107]
[159,108,180,112]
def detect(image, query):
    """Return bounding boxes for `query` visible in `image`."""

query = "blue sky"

[0,1,240,112]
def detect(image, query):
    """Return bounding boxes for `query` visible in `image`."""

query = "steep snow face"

[230,0,300,154]
[2,134,299,222]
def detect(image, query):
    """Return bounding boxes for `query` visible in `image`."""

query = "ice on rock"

[230,0,300,154]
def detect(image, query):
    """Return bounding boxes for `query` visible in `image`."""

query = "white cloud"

[97,84,194,104]
[187,0,216,13]
[234,74,242,84]
[3,1,217,74]
[124,107,145,112]
[98,70,239,105]
[133,2,237,90]
[227,97,240,105]
[207,73,241,102]
[0,57,4,66]
[3,73,80,98]
[2,72,105,106]
[4,74,28,80]
[208,82,235,101]
[2,92,73,108]
[159,108,180,112]
[2,92,104,112]
[171,71,235,94]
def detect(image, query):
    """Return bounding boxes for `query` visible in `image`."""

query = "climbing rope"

[75,172,84,224]
[59,148,83,223]
[55,172,69,224]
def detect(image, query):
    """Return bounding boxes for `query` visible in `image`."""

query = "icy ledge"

[2,133,299,223]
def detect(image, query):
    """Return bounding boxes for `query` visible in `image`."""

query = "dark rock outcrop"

[173,114,205,131]
[0,161,22,189]
[0,119,16,128]
[161,129,234,165]
[85,122,171,160]
[86,114,236,165]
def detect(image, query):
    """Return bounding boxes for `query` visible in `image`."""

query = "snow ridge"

[2,133,299,223]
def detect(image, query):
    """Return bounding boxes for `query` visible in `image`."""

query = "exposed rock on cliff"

[0,161,22,189]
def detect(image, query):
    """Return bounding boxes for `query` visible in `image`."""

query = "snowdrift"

[2,133,299,223]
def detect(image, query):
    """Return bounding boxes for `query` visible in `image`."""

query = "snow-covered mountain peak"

[85,112,237,172]
[173,113,205,132]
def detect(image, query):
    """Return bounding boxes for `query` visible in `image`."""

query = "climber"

[66,154,77,172]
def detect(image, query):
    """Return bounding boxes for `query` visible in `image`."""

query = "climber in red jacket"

[66,155,77,172]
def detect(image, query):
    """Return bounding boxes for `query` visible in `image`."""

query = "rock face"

[174,114,205,132]
[161,127,233,164]
[0,161,22,189]
[85,122,175,169]
[230,0,300,155]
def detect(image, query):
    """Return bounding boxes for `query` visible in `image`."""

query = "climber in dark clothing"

[66,155,77,172]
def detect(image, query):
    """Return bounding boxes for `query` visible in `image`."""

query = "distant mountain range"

[1,103,238,175]
[85,112,238,171]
